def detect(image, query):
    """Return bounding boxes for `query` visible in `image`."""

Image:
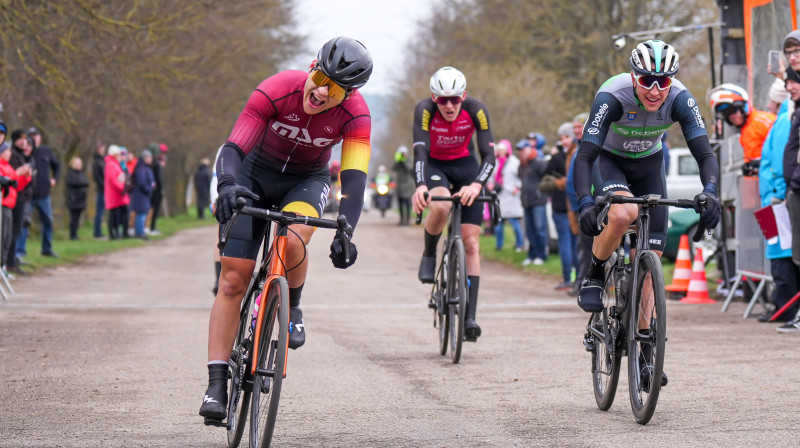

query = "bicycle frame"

[251,224,289,377]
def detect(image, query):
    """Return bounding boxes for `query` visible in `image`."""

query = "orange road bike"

[214,197,351,448]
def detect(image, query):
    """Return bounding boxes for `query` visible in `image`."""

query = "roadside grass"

[18,213,215,272]
[480,225,721,293]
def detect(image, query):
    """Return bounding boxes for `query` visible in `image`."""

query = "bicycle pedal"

[427,299,436,310]
[582,337,595,352]
[203,418,227,428]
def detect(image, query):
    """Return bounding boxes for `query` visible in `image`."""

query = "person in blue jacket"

[759,68,800,326]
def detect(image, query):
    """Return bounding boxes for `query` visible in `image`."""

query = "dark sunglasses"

[435,96,463,106]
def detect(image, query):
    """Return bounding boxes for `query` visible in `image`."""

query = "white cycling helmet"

[630,39,679,77]
[429,66,467,97]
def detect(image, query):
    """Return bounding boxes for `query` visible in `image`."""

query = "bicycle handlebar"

[218,197,353,263]
[594,192,708,243]
[414,191,500,225]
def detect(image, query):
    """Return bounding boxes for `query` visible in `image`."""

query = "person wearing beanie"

[0,140,31,275]
[65,157,90,240]
[767,78,790,115]
[758,64,800,329]
[554,122,579,293]
[104,144,130,239]
[517,138,549,266]
[493,139,524,252]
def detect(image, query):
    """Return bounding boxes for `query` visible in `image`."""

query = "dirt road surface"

[1,211,797,447]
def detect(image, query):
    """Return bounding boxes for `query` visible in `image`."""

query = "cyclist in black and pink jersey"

[412,66,495,341]
[200,37,373,423]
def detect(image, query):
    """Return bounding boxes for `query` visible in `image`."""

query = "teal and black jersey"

[574,73,718,205]
[582,73,707,157]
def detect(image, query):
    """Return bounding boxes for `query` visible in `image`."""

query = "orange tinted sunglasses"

[310,69,349,101]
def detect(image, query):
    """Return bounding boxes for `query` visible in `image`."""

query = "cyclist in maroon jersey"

[412,66,496,341]
[200,37,373,423]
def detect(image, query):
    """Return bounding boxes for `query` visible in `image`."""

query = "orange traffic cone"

[680,248,715,304]
[666,234,692,295]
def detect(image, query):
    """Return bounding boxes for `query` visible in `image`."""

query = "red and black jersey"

[228,70,371,175]
[411,97,495,187]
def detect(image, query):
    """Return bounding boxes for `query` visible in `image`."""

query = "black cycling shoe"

[288,307,305,350]
[577,277,605,312]
[199,364,229,423]
[640,364,669,390]
[418,255,436,284]
[464,318,481,341]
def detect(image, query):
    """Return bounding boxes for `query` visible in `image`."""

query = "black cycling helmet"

[316,37,373,89]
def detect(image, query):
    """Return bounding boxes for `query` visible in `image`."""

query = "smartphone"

[768,49,784,76]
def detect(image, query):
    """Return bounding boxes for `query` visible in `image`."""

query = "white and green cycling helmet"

[630,40,679,77]
[430,66,467,97]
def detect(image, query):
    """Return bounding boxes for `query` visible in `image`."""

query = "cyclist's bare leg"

[285,224,315,288]
[592,191,638,260]
[462,223,481,276]
[634,248,663,330]
[208,256,256,362]
[423,186,452,236]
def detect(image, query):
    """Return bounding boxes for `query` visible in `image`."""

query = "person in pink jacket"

[104,145,130,239]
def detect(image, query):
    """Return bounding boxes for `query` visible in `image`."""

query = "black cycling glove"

[693,191,721,230]
[579,203,602,237]
[215,184,259,224]
[329,231,357,269]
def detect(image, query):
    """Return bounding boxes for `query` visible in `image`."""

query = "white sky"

[288,0,434,95]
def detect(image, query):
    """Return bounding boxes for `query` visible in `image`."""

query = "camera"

[613,36,627,51]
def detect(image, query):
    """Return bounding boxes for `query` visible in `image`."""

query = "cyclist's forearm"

[686,135,719,193]
[216,142,245,188]
[574,140,602,203]
[338,169,366,229]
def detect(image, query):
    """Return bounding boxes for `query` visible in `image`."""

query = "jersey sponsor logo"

[421,109,431,131]
[284,114,300,122]
[431,126,449,133]
[616,126,629,135]
[690,102,706,129]
[435,135,467,146]
[622,140,654,152]
[476,109,489,131]
[588,103,609,136]
[272,121,334,147]
[602,183,628,191]
[688,98,695,107]
[627,111,637,120]
[319,184,330,210]
[456,124,473,131]
[412,141,426,148]
[324,126,334,133]
[431,174,442,181]
[649,238,662,246]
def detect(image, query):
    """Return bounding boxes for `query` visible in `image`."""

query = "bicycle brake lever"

[217,211,239,249]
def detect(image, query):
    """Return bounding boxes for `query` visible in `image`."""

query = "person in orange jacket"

[709,83,776,168]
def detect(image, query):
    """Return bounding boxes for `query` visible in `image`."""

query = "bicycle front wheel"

[249,277,289,448]
[227,281,260,448]
[591,269,622,411]
[434,252,449,356]
[448,238,467,364]
[627,251,666,425]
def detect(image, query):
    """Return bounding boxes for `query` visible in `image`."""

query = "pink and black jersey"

[227,70,371,175]
[411,97,495,187]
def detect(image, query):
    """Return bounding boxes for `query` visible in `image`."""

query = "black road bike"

[416,192,498,364]
[212,197,350,448]
[583,193,706,424]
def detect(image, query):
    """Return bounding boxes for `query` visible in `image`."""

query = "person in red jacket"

[0,137,32,272]
[709,83,776,167]
[104,145,130,239]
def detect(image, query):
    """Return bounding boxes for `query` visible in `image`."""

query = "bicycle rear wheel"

[448,238,467,364]
[627,251,666,425]
[434,252,449,356]
[591,269,622,411]
[227,280,260,448]
[249,277,289,448]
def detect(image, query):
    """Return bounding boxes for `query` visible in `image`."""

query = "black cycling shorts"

[425,156,483,226]
[593,150,668,252]
[220,158,330,260]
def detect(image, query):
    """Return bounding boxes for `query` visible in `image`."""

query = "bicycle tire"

[226,281,259,448]
[448,238,467,364]
[627,251,666,425]
[591,270,622,411]
[435,252,449,356]
[249,277,289,448]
